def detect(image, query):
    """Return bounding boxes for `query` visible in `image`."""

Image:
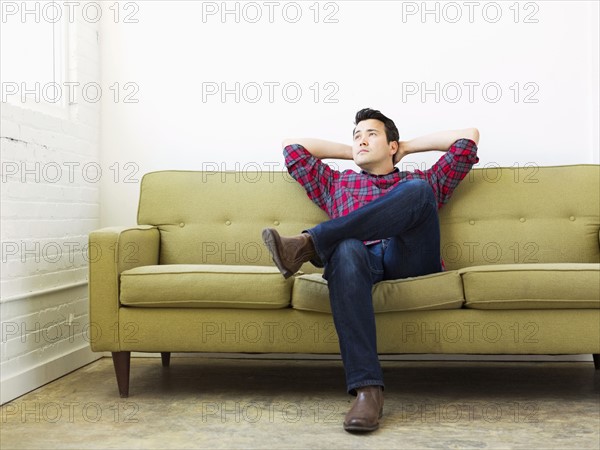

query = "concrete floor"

[1,357,599,449]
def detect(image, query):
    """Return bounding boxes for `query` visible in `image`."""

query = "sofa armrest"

[88,225,160,351]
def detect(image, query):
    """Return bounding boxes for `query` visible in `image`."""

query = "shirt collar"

[360,167,400,178]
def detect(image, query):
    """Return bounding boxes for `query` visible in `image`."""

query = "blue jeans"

[304,179,442,394]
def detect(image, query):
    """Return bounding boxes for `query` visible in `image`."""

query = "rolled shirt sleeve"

[415,138,479,208]
[283,144,340,215]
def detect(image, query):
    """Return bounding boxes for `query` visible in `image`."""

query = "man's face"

[352,119,397,173]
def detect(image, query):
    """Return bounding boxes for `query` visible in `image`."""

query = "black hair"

[354,108,399,143]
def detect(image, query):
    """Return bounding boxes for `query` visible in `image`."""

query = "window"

[1,1,68,115]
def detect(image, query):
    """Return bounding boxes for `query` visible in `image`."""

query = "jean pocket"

[366,244,385,276]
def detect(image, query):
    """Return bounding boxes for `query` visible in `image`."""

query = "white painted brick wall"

[1,13,102,403]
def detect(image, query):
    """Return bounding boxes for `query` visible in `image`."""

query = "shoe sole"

[343,423,380,432]
[343,408,383,433]
[261,229,293,279]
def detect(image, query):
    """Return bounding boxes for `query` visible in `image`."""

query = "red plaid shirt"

[284,138,479,218]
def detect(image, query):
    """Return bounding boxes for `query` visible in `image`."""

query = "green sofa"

[88,165,600,397]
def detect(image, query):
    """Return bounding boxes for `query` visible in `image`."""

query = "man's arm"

[409,131,480,208]
[282,139,345,215]
[395,128,480,164]
[282,138,353,160]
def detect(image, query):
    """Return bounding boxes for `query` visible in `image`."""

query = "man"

[262,108,479,432]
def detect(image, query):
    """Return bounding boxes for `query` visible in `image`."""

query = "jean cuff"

[347,380,385,396]
[302,228,325,266]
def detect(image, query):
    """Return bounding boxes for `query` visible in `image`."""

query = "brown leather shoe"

[343,386,384,432]
[261,228,315,279]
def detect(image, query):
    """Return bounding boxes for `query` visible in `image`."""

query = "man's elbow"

[282,138,295,148]
[465,128,480,145]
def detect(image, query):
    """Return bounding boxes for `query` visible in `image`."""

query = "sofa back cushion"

[138,171,328,271]
[437,165,599,269]
[138,165,600,269]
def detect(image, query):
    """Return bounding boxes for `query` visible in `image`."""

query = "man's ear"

[390,141,400,164]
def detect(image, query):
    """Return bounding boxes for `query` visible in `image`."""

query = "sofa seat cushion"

[120,264,293,309]
[459,263,600,309]
[291,271,465,314]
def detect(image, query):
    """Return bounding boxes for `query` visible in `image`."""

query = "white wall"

[1,1,598,402]
[1,9,102,403]
[100,0,599,227]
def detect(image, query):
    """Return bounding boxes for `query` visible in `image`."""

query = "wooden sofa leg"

[111,351,131,398]
[161,352,171,367]
[593,354,599,370]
